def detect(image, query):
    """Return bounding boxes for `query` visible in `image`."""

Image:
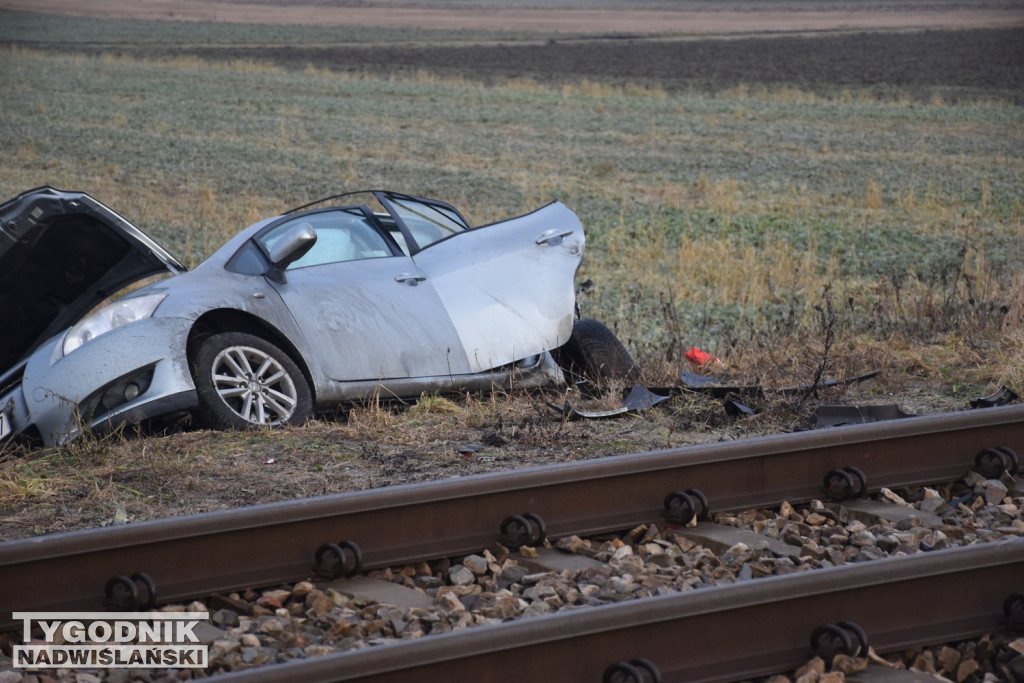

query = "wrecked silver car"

[0,187,589,446]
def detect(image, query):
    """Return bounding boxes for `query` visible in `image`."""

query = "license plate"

[0,410,10,441]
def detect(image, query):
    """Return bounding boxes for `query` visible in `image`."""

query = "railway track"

[211,538,1024,682]
[2,403,1023,680]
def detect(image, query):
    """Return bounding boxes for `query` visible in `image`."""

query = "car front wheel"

[191,331,312,430]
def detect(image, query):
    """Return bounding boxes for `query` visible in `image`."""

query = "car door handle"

[535,229,574,246]
[395,273,427,285]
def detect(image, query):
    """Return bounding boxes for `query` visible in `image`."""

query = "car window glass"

[226,241,267,275]
[370,213,410,256]
[386,196,468,249]
[260,210,394,270]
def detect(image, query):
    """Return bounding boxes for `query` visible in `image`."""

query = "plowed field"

[6,1,1022,102]
[177,28,1024,102]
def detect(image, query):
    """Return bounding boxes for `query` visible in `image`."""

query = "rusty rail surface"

[2,404,1022,628]
[210,538,1024,683]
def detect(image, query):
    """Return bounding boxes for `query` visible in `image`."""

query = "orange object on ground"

[685,347,721,367]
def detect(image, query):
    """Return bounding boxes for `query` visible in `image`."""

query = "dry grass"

[0,20,1022,537]
[0,389,682,538]
[0,363,979,541]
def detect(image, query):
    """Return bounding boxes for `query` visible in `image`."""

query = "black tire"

[191,331,313,430]
[558,318,641,384]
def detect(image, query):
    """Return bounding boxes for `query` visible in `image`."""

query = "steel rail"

[2,404,1022,628]
[213,537,1024,683]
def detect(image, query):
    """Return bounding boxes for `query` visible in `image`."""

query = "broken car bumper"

[3,317,199,447]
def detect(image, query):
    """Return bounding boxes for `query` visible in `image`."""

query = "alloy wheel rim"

[211,345,297,425]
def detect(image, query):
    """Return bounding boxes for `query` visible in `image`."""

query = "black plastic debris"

[620,385,672,411]
[811,404,915,428]
[724,399,756,418]
[676,371,762,398]
[549,384,671,420]
[971,386,1019,409]
[550,370,881,421]
[678,370,880,397]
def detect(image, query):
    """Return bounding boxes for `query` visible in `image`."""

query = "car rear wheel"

[558,318,641,384]
[191,331,312,430]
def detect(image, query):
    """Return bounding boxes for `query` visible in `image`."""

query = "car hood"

[0,186,186,371]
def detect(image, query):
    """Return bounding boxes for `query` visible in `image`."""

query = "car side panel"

[266,256,473,381]
[410,202,584,373]
[319,350,565,401]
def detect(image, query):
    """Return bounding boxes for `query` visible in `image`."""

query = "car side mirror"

[266,222,317,283]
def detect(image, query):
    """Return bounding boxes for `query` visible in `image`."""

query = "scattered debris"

[971,385,1019,409]
[549,385,671,420]
[676,371,762,399]
[551,370,883,421]
[678,370,880,398]
[810,404,915,429]
[724,399,756,418]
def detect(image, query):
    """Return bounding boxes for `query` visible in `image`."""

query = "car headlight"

[63,293,167,356]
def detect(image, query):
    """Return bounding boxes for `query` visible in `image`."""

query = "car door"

[261,209,472,381]
[406,201,584,373]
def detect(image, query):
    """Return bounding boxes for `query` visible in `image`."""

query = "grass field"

[3,12,1022,383]
[1,7,1023,536]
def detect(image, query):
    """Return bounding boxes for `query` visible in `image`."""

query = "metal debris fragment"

[549,384,671,420]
